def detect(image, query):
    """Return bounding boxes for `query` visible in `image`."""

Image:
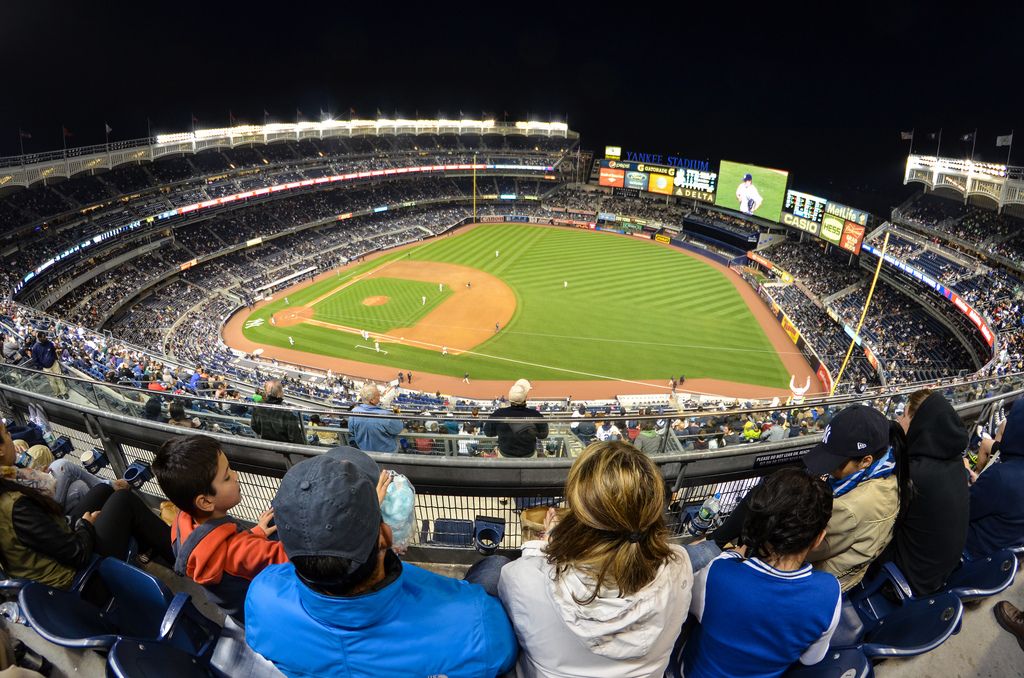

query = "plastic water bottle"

[0,601,23,625]
[690,492,722,535]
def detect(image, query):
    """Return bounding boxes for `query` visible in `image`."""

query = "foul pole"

[830,231,890,395]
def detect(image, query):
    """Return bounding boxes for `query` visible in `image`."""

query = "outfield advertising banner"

[781,212,821,236]
[624,171,650,191]
[824,200,870,227]
[598,159,716,202]
[839,221,866,254]
[598,165,625,188]
[715,160,789,222]
[646,173,674,195]
[781,315,801,345]
[820,214,844,246]
[816,364,833,393]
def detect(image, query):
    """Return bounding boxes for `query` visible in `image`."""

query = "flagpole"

[1008,130,1014,166]
[936,128,943,158]
[970,128,977,161]
[909,128,914,156]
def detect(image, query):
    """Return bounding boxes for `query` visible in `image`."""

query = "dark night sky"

[1,2,1021,214]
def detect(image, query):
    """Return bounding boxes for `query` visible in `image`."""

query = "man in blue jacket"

[348,383,404,453]
[966,399,1024,558]
[245,452,517,678]
[30,331,67,398]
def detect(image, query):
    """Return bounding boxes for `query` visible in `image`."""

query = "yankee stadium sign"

[621,151,710,172]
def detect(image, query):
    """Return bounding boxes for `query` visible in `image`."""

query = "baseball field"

[229,223,811,398]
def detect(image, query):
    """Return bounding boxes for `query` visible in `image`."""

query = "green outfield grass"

[715,161,789,223]
[241,224,790,388]
[312,277,451,332]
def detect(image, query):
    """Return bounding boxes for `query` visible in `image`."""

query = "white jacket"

[497,541,692,678]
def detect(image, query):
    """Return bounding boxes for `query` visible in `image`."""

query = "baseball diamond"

[226,222,817,398]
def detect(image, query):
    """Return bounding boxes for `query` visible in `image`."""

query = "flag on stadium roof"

[997,133,1013,147]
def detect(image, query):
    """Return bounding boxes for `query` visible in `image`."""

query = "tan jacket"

[809,474,898,591]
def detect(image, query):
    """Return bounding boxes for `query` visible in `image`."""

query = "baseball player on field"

[735,173,763,215]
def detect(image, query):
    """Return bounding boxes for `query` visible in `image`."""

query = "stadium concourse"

[2,122,1024,676]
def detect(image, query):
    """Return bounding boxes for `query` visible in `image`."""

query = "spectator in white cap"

[483,379,549,458]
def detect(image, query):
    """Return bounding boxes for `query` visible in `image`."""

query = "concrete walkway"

[876,573,1024,677]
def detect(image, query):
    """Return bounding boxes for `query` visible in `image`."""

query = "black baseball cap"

[272,451,381,572]
[803,405,890,476]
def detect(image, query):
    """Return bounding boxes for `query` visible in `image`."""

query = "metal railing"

[0,362,1018,561]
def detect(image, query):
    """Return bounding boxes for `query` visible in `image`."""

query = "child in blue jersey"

[684,467,842,678]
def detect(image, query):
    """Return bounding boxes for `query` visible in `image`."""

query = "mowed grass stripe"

[242,224,790,388]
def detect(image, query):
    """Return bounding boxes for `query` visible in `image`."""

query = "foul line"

[292,316,783,396]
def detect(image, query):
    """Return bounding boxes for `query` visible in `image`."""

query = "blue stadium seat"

[859,592,962,659]
[847,562,914,631]
[944,549,1018,601]
[430,519,473,547]
[18,558,218,653]
[782,648,873,677]
[828,599,866,649]
[20,558,171,649]
[107,640,223,678]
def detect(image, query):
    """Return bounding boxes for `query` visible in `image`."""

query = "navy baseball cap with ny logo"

[803,405,890,476]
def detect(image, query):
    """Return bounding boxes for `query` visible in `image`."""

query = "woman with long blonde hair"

[497,441,693,677]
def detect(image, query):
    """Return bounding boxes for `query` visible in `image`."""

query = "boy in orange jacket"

[153,435,287,621]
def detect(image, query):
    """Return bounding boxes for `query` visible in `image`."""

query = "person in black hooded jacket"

[875,389,970,595]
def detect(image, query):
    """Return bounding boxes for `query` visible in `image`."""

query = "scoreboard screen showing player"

[714,160,789,223]
[784,190,827,222]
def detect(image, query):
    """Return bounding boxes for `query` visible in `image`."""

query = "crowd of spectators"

[762,240,866,300]
[831,285,975,384]
[767,285,879,390]
[0,137,569,301]
[5,381,1021,675]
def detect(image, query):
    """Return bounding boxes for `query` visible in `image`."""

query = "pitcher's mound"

[362,295,390,306]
